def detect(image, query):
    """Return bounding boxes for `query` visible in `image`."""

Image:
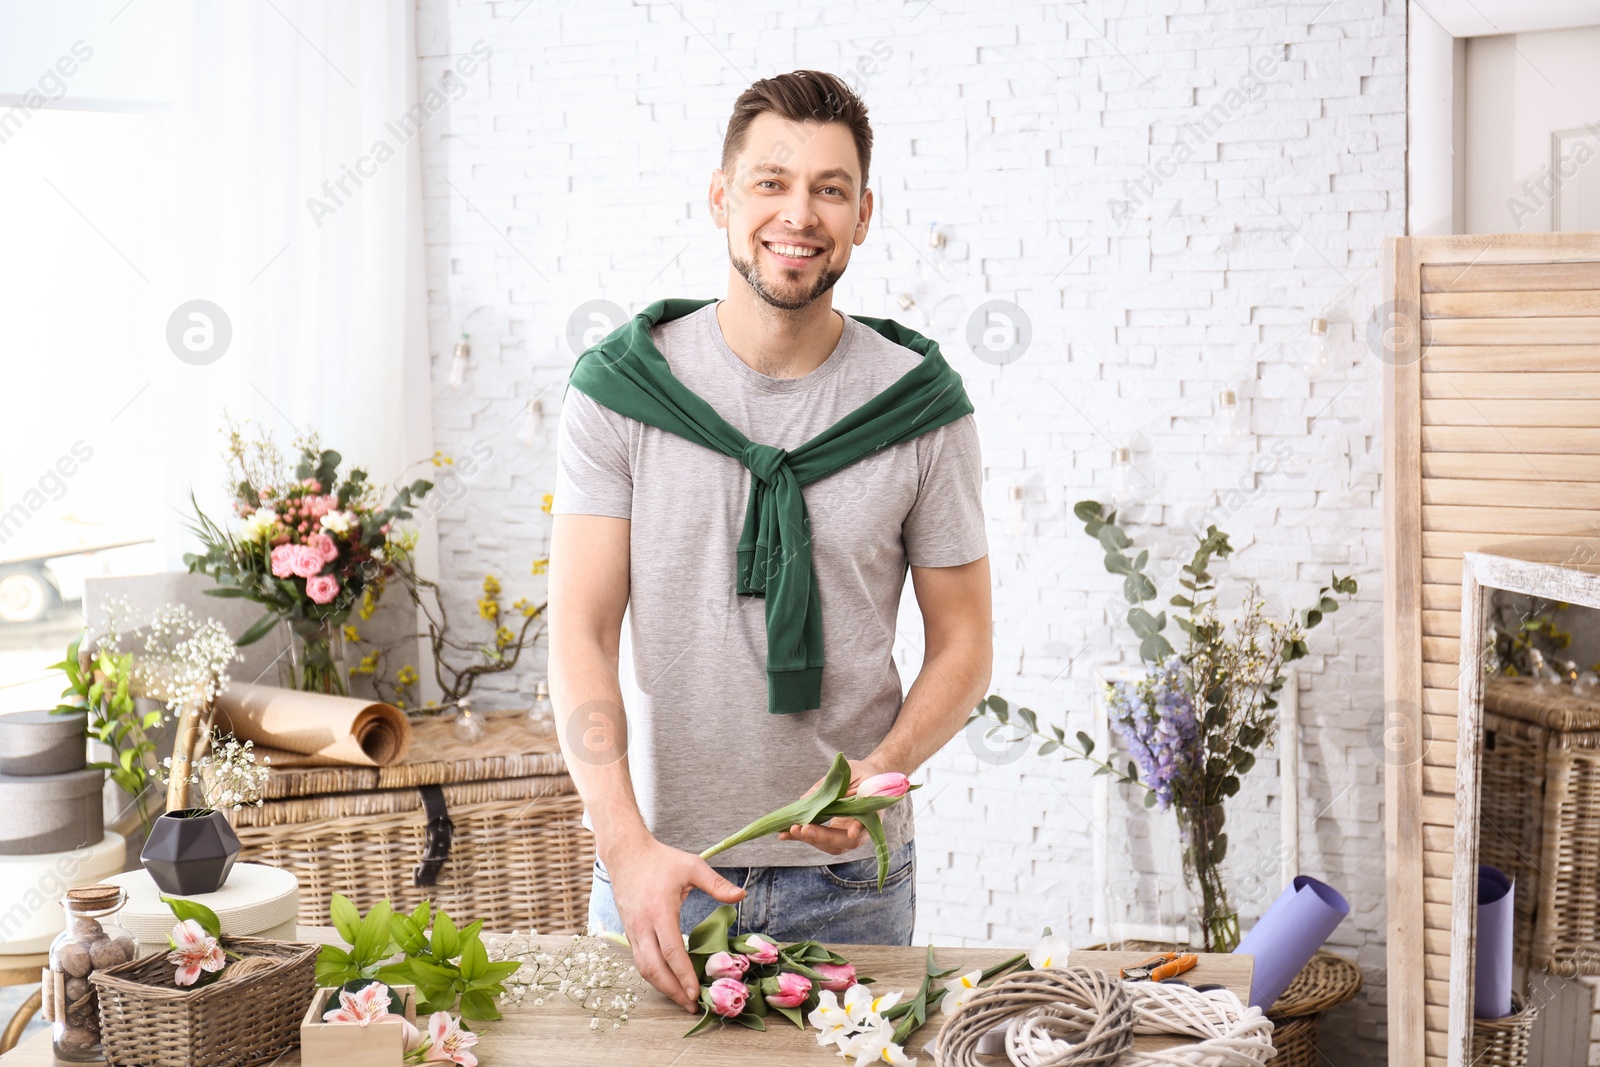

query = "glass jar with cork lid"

[46,884,136,1061]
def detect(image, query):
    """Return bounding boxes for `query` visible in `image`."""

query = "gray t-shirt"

[552,300,987,866]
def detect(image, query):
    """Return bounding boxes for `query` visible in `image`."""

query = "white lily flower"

[1029,931,1070,970]
[838,1017,917,1066]
[809,989,852,1048]
[843,983,902,1028]
[940,968,983,1014]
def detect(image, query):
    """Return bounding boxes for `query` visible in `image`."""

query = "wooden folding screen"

[1385,233,1600,1066]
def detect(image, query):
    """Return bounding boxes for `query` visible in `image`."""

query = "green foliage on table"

[51,632,161,836]
[315,894,519,1021]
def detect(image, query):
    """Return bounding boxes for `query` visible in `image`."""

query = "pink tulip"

[166,919,226,986]
[737,934,779,965]
[307,532,339,563]
[764,972,812,1008]
[270,543,298,578]
[306,574,341,604]
[812,962,856,992]
[289,544,325,578]
[857,771,911,798]
[705,978,749,1018]
[705,952,749,980]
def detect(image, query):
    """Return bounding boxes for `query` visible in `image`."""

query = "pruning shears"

[1120,952,1198,982]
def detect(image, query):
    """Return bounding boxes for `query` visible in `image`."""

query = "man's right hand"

[603,833,747,1014]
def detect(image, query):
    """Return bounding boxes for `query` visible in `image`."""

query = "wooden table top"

[0,927,1255,1065]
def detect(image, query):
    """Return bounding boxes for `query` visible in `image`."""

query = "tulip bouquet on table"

[699,753,918,891]
[670,904,872,1037]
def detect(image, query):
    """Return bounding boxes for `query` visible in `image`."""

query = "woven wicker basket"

[1478,675,1600,976]
[1470,995,1539,1067]
[88,936,317,1067]
[1084,941,1362,1062]
[230,712,593,935]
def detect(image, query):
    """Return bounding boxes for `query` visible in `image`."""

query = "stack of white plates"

[104,863,300,957]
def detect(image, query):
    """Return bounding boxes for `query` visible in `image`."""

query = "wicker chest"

[229,712,593,935]
[1478,675,1600,977]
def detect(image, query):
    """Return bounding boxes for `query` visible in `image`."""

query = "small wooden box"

[299,983,418,1067]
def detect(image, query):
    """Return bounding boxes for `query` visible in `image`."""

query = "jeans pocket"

[819,843,915,891]
[593,857,612,886]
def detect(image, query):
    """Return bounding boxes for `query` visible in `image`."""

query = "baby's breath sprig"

[490,931,639,1030]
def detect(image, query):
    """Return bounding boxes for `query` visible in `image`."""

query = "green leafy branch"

[50,632,161,837]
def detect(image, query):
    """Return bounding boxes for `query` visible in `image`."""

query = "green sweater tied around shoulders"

[565,298,974,714]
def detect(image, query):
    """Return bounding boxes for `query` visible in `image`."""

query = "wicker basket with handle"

[1478,675,1600,976]
[88,936,317,1067]
[229,712,593,934]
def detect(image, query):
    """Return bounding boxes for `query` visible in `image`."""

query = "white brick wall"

[416,1,1404,1061]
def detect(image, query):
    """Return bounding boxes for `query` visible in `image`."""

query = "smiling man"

[548,70,992,1014]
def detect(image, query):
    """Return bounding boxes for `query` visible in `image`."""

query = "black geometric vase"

[139,809,241,895]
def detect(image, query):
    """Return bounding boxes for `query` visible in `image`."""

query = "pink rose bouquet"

[183,421,432,694]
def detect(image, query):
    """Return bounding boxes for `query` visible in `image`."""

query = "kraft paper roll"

[1475,864,1515,1019]
[1233,875,1350,1009]
[210,682,411,768]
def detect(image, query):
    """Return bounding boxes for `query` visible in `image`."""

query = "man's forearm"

[867,637,992,777]
[549,639,653,866]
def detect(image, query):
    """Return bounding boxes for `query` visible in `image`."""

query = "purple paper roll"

[1233,875,1350,1008]
[1475,864,1514,1019]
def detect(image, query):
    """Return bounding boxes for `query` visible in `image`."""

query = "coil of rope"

[935,967,1277,1067]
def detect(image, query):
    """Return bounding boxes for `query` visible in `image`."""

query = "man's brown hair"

[722,69,873,198]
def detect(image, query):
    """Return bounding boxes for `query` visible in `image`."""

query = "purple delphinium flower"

[1106,655,1199,810]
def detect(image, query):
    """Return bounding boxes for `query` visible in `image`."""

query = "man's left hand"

[777,756,888,855]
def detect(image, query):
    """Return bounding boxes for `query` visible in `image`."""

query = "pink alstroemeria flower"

[305,573,341,604]
[322,981,396,1025]
[307,532,339,563]
[704,951,749,980]
[764,971,812,1008]
[421,1011,478,1065]
[166,919,225,987]
[705,977,749,1018]
[812,962,856,992]
[739,934,779,965]
[856,771,911,798]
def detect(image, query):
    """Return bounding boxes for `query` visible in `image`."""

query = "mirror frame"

[1449,537,1600,1067]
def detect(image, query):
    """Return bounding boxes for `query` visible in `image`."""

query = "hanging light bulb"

[448,335,471,390]
[517,397,545,447]
[1216,389,1250,448]
[1305,316,1334,375]
[1004,483,1027,537]
[1109,447,1140,511]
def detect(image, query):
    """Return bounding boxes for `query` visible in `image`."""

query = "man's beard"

[729,239,844,311]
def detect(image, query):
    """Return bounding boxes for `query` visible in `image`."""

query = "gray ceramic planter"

[139,809,241,895]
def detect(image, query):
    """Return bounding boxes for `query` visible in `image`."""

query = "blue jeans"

[587,839,916,946]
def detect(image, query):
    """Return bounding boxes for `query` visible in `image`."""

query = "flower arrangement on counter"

[698,753,918,890]
[182,418,433,694]
[971,502,1359,952]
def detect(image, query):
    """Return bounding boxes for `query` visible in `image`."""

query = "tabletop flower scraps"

[699,753,920,890]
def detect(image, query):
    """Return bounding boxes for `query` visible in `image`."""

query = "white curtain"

[159,0,435,569]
